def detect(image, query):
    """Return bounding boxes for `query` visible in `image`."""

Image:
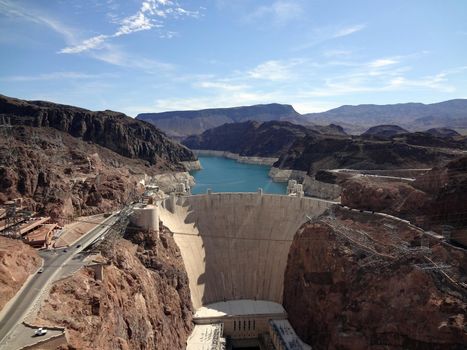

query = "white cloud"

[293,24,366,52]
[247,0,303,25]
[248,59,304,81]
[2,71,113,82]
[387,73,455,93]
[0,0,75,42]
[333,24,366,38]
[60,0,198,54]
[115,12,155,36]
[196,81,250,91]
[323,49,353,58]
[89,43,176,73]
[369,58,399,68]
[292,101,339,113]
[59,34,108,54]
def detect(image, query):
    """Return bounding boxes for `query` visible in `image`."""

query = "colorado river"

[190,156,287,195]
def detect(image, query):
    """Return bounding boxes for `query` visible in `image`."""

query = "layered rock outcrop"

[340,156,467,231]
[35,228,193,350]
[284,207,467,349]
[0,95,197,221]
[1,94,195,167]
[274,133,465,175]
[183,120,313,157]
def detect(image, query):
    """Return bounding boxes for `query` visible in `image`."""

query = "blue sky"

[0,0,466,116]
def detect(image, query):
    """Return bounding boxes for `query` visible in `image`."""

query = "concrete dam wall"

[159,193,334,309]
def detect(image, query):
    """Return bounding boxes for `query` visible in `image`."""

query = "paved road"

[0,212,122,347]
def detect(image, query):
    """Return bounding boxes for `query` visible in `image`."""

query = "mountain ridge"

[136,103,305,138]
[137,99,467,137]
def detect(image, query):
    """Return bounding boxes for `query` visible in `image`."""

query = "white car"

[34,328,47,336]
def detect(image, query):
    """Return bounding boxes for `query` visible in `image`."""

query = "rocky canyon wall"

[283,207,467,350]
[34,228,193,350]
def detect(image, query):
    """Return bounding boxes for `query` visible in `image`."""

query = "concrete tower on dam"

[159,192,333,309]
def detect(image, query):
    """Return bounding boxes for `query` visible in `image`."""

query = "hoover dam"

[158,192,334,348]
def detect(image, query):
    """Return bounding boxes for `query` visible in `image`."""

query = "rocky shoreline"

[180,160,202,171]
[151,172,196,193]
[193,149,278,166]
[268,167,307,182]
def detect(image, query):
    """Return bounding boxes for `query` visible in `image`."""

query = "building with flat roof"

[186,323,225,350]
[194,300,287,341]
[24,223,57,248]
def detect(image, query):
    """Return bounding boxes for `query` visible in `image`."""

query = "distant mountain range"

[137,99,467,137]
[304,99,467,134]
[137,103,305,138]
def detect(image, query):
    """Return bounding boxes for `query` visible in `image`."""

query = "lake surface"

[190,156,287,195]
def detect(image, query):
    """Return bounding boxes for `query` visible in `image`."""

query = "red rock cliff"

[283,207,467,350]
[34,227,193,350]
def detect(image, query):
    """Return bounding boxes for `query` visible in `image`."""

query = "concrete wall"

[159,193,334,309]
[18,333,67,350]
[268,167,307,182]
[152,172,195,193]
[302,176,342,200]
[130,205,160,233]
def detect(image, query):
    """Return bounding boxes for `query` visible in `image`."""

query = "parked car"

[35,328,47,336]
[37,268,44,274]
[76,244,81,248]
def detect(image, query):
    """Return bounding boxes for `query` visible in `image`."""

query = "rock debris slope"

[35,228,193,350]
[0,236,41,312]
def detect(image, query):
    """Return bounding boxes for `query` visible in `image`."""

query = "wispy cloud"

[59,0,199,54]
[293,23,366,51]
[333,24,366,38]
[1,71,114,82]
[323,49,354,58]
[304,60,462,97]
[247,59,305,81]
[246,0,303,26]
[179,53,452,110]
[0,0,190,72]
[88,43,176,73]
[0,0,75,41]
[369,58,399,68]
[196,81,250,91]
[60,35,108,54]
[150,91,279,111]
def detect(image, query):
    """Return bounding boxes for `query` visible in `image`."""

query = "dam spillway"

[159,192,334,309]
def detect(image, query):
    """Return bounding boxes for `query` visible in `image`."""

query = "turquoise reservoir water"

[190,156,287,195]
